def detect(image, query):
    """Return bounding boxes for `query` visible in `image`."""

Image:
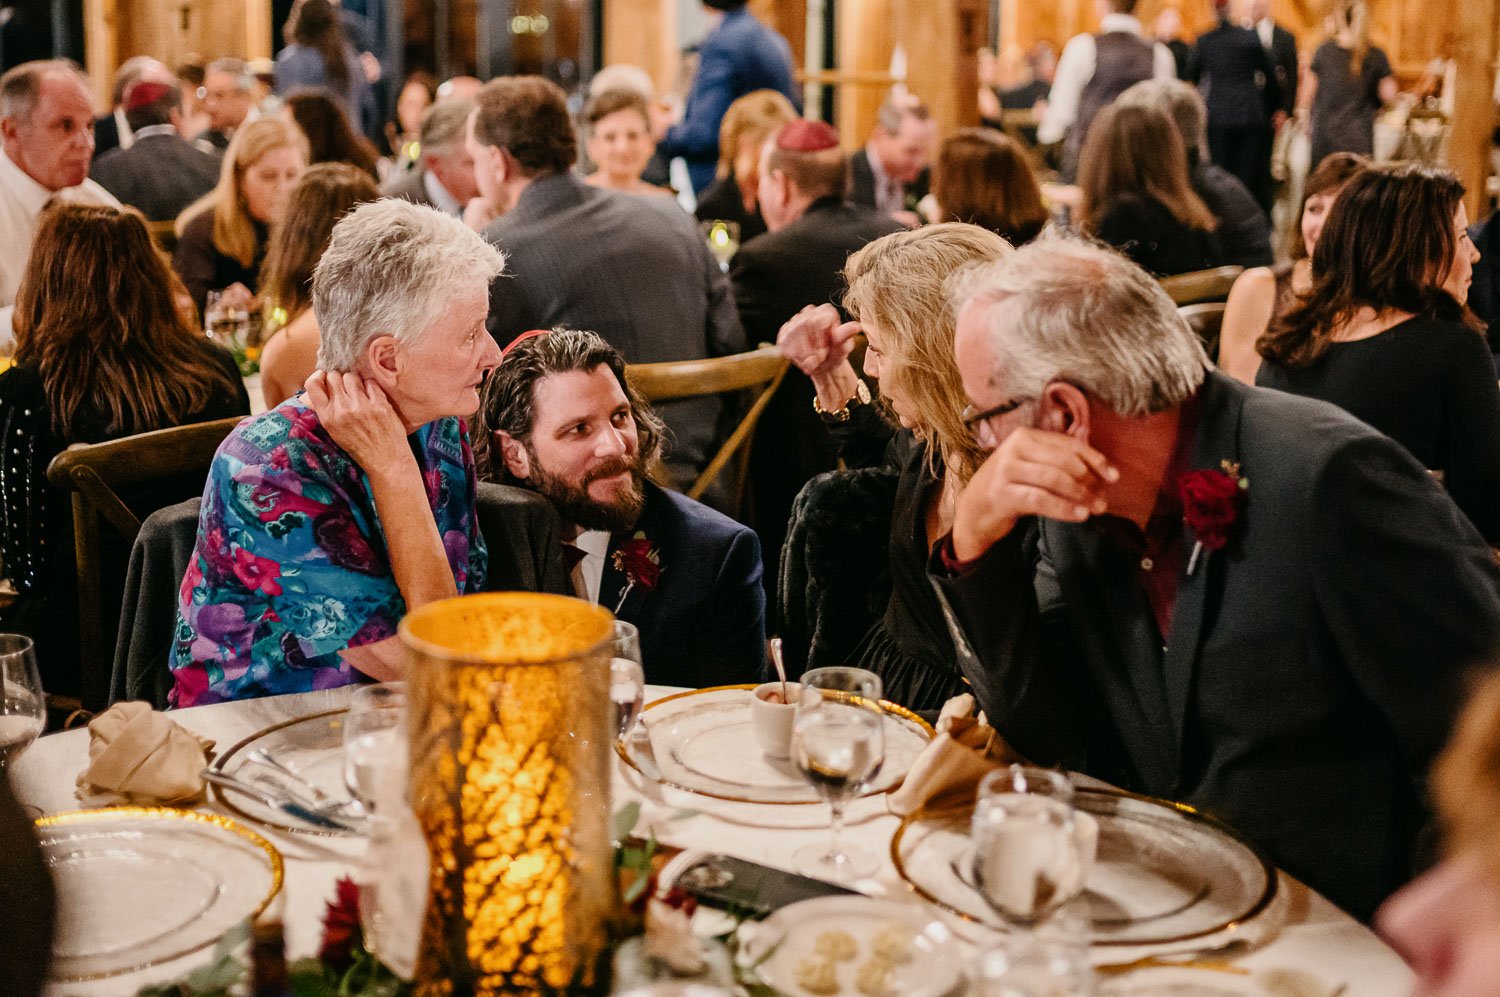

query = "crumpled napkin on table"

[887,693,1022,816]
[74,701,215,806]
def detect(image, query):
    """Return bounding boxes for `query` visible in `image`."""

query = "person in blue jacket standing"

[654,0,799,194]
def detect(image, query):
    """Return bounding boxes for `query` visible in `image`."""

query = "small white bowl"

[750,681,802,759]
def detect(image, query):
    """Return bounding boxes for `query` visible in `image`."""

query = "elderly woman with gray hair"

[169,199,505,706]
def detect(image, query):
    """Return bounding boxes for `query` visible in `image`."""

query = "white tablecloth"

[10,686,1415,995]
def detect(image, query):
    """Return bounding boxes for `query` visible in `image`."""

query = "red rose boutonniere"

[612,532,662,613]
[1179,460,1248,575]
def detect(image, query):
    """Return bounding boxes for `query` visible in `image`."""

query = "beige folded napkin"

[74,701,216,806]
[887,693,1021,816]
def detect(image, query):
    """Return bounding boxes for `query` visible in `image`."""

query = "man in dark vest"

[1038,0,1175,179]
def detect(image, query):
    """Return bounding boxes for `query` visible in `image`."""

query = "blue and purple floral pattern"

[168,398,487,707]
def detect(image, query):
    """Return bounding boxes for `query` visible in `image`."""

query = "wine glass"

[790,666,885,882]
[609,620,646,739]
[342,682,407,815]
[970,765,1086,930]
[0,634,43,773]
[698,219,740,272]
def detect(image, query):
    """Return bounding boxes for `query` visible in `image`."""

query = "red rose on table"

[318,876,361,970]
[615,536,662,591]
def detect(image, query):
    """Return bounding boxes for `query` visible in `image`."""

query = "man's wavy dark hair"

[472,328,667,485]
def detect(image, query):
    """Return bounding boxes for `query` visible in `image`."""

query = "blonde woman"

[173,117,309,317]
[693,89,797,242]
[777,223,1012,710]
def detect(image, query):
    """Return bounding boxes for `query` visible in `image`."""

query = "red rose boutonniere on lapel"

[612,532,662,613]
[1179,460,1248,575]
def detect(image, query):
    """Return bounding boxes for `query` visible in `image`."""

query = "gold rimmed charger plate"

[890,787,1277,949]
[616,683,934,805]
[36,806,283,981]
[210,707,358,837]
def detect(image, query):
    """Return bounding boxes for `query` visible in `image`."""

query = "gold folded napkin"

[887,694,1020,817]
[74,701,216,806]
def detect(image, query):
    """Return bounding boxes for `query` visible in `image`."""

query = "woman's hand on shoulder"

[303,370,415,479]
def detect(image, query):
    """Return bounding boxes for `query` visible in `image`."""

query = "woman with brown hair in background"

[257,164,381,407]
[173,117,308,317]
[0,204,248,695]
[931,128,1048,247]
[275,0,373,134]
[1257,162,1500,541]
[583,89,674,197]
[1219,152,1368,383]
[283,88,380,180]
[693,89,798,243]
[1077,102,1223,276]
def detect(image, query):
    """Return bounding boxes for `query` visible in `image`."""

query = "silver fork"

[245,748,363,817]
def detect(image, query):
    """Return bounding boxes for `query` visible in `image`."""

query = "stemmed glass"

[970,765,1087,929]
[791,666,885,882]
[609,620,646,739]
[342,682,407,816]
[0,634,43,772]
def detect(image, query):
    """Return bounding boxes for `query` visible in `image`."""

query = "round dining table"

[11,685,1416,995]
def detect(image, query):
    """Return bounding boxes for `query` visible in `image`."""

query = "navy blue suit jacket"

[658,7,798,193]
[602,482,766,688]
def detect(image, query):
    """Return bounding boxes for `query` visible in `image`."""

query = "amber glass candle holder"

[399,592,616,995]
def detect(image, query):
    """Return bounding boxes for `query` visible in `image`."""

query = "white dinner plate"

[738,895,964,997]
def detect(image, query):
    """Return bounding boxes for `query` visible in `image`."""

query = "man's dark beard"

[525,452,647,533]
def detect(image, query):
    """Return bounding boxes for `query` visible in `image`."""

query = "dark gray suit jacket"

[483,172,744,484]
[931,370,1500,919]
[381,167,440,210]
[847,148,929,214]
[90,132,222,222]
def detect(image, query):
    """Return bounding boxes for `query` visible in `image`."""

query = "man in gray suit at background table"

[466,76,744,490]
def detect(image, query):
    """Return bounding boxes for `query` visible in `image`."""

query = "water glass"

[0,634,42,771]
[609,620,646,739]
[343,682,407,814]
[699,219,740,272]
[968,906,1095,996]
[791,666,885,882]
[971,766,1085,928]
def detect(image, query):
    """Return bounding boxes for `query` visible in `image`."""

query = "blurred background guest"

[0,203,247,698]
[583,89,673,198]
[1190,0,1279,213]
[776,224,1010,710]
[380,69,435,167]
[283,87,379,179]
[173,117,308,316]
[91,55,169,161]
[930,128,1047,247]
[1220,152,1367,383]
[195,57,258,152]
[654,0,798,194]
[1257,163,1500,542]
[275,0,373,135]
[380,98,476,218]
[1154,6,1191,80]
[588,63,670,188]
[1119,78,1272,268]
[693,88,796,243]
[1077,102,1222,275]
[91,77,220,222]
[259,163,380,407]
[1249,0,1300,141]
[175,56,211,142]
[849,94,935,227]
[1306,0,1396,170]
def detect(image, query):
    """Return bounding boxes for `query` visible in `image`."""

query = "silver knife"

[202,768,359,832]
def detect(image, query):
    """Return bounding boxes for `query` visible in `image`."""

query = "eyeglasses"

[961,396,1030,434]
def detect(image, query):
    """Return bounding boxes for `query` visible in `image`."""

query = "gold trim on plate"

[615,683,934,805]
[35,806,285,981]
[210,707,351,837]
[887,787,1279,948]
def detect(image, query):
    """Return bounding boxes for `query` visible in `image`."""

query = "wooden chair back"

[626,345,789,515]
[1159,266,1244,306]
[45,417,242,709]
[1179,302,1228,361]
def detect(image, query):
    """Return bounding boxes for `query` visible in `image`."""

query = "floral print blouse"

[168,398,487,707]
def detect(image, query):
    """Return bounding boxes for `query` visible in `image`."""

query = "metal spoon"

[768,637,789,704]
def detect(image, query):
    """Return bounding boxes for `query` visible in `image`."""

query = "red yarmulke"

[776,119,840,153]
[123,80,172,112]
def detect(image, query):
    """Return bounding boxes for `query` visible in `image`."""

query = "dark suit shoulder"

[381,168,432,206]
[737,203,901,265]
[647,483,758,551]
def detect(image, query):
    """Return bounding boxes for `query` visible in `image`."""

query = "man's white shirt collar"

[1099,13,1145,35]
[422,170,462,218]
[571,529,612,605]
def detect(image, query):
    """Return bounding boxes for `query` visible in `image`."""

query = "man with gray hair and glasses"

[0,59,118,342]
[931,237,1500,920]
[381,98,478,218]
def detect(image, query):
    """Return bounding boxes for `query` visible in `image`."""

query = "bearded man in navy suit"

[474,328,766,688]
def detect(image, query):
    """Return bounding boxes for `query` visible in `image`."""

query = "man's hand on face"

[951,426,1117,561]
